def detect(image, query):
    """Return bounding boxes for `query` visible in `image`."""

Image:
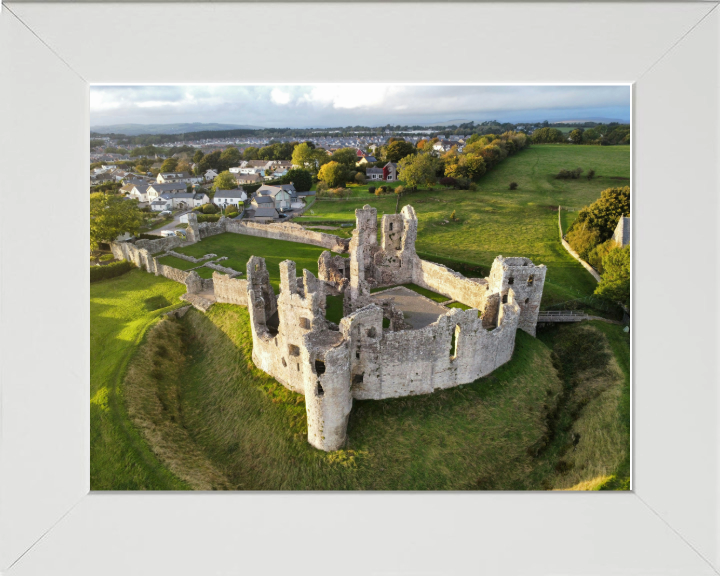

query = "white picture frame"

[0,2,718,575]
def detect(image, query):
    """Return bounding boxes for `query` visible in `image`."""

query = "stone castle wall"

[213,272,248,306]
[134,234,187,254]
[225,219,349,253]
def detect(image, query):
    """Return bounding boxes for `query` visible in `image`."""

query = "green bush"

[368,186,376,194]
[90,260,135,283]
[99,253,115,262]
[202,203,219,214]
[136,233,163,240]
[197,213,221,223]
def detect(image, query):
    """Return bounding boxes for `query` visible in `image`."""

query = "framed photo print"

[0,2,717,575]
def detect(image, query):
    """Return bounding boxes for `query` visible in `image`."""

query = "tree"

[317,161,346,188]
[450,210,457,221]
[460,154,487,179]
[160,158,179,173]
[176,159,192,174]
[394,185,406,213]
[280,168,312,192]
[219,147,242,171]
[354,172,366,185]
[531,127,565,144]
[569,186,630,241]
[198,150,221,172]
[213,171,237,192]
[192,150,204,164]
[330,147,358,167]
[90,193,143,251]
[243,146,260,161]
[397,153,438,190]
[385,140,416,163]
[292,143,328,174]
[569,128,584,144]
[594,245,630,308]
[509,182,518,190]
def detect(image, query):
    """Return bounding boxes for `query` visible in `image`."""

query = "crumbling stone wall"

[135,234,186,254]
[213,272,248,306]
[225,220,349,253]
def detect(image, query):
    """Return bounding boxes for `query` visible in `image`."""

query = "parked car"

[160,230,176,238]
[159,210,172,217]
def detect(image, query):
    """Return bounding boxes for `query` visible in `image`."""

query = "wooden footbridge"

[536,310,590,323]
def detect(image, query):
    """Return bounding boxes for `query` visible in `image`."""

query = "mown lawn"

[90,270,189,490]
[301,145,629,308]
[168,234,347,292]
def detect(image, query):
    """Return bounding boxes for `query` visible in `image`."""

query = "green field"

[300,145,629,309]
[165,234,348,291]
[90,270,189,490]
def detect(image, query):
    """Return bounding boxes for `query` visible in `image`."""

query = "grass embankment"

[90,270,189,490]
[302,145,629,310]
[126,304,567,490]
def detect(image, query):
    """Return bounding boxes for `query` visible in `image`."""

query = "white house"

[256,184,295,211]
[204,169,219,182]
[126,183,151,204]
[214,188,247,209]
[146,182,187,202]
[156,172,200,184]
[433,140,464,153]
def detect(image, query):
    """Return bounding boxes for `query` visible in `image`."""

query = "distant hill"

[424,119,475,127]
[554,117,627,124]
[90,122,263,136]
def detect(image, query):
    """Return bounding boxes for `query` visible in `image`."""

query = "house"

[146,182,187,202]
[256,184,296,211]
[214,188,247,209]
[383,162,398,182]
[433,140,464,153]
[248,194,279,222]
[235,173,263,185]
[356,156,377,166]
[204,169,218,182]
[366,167,384,181]
[157,172,200,184]
[157,191,209,210]
[613,216,630,247]
[126,183,151,204]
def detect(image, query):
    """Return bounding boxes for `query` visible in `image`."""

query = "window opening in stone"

[300,317,310,329]
[315,360,326,375]
[525,298,529,304]
[450,325,460,358]
[289,344,300,357]
[281,357,287,367]
[296,363,300,371]
[316,383,324,396]
[356,349,360,360]
[527,275,534,285]
[352,373,364,385]
[389,222,393,231]
[508,277,514,285]
[367,327,376,338]
[502,294,508,304]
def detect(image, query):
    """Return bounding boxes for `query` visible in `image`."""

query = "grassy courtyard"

[160,234,346,292]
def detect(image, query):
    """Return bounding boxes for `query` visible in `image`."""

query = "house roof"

[236,173,262,182]
[252,195,274,204]
[150,182,186,192]
[215,189,246,199]
[366,168,383,174]
[253,207,278,218]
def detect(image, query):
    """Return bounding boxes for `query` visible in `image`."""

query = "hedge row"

[197,213,221,223]
[90,260,136,283]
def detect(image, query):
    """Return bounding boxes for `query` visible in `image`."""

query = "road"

[149,209,192,233]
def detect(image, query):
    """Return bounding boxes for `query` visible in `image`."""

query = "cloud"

[90,84,630,128]
[271,88,292,105]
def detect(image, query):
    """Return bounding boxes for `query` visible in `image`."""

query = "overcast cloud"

[90,85,630,128]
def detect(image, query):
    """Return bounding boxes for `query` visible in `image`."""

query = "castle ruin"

[246,205,546,451]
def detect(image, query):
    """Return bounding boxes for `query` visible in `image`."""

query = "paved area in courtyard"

[370,286,449,329]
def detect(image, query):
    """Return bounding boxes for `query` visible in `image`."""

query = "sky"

[90,85,631,128]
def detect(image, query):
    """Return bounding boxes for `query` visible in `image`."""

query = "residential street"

[149,209,191,233]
